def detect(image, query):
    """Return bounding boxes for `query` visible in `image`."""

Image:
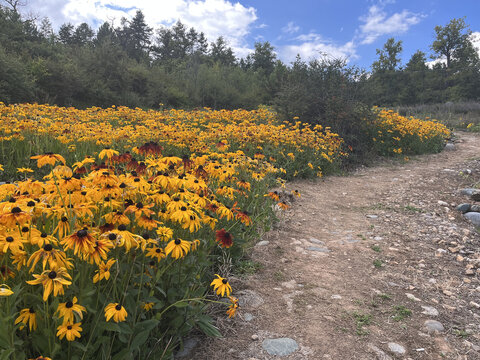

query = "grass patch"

[392,305,412,321]
[352,312,372,336]
[371,245,382,253]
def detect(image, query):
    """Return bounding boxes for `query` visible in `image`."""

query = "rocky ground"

[188,132,480,360]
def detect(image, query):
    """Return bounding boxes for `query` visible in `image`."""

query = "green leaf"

[0,349,14,360]
[197,318,221,338]
[135,319,159,332]
[112,348,131,360]
[130,329,150,350]
[173,301,189,308]
[102,322,121,332]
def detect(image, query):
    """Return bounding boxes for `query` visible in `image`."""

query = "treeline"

[1,5,479,118]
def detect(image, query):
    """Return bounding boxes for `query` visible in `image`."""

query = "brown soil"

[194,132,480,360]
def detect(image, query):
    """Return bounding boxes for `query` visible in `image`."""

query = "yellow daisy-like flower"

[93,259,116,283]
[26,267,72,301]
[17,167,34,173]
[31,153,66,168]
[0,284,13,297]
[56,322,82,341]
[56,296,86,324]
[98,148,119,160]
[15,308,37,331]
[104,303,128,322]
[164,239,191,259]
[210,274,232,297]
[226,296,239,318]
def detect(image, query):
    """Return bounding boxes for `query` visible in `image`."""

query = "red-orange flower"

[215,229,233,248]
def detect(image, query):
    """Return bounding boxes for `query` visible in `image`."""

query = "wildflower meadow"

[0,103,449,359]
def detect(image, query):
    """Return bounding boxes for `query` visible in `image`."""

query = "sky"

[16,0,480,69]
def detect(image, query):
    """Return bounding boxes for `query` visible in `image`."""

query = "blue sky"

[19,0,480,69]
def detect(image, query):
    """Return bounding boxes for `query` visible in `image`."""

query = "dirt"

[193,132,480,360]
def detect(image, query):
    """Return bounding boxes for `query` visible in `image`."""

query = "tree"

[58,23,74,45]
[117,10,152,61]
[431,17,473,68]
[405,50,427,72]
[252,41,276,74]
[210,36,236,66]
[72,23,94,46]
[372,38,403,72]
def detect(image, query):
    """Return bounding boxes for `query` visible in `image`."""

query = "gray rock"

[175,338,198,358]
[471,204,480,212]
[460,188,477,196]
[464,212,480,227]
[444,143,455,151]
[421,306,439,316]
[472,191,480,201]
[387,342,406,355]
[256,240,270,246]
[456,203,471,213]
[366,214,378,219]
[238,290,264,308]
[424,320,444,333]
[243,313,254,322]
[368,344,393,360]
[262,338,298,356]
[306,246,330,253]
[308,237,325,245]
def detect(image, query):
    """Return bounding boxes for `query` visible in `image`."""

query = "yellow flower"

[0,284,13,297]
[17,167,34,173]
[143,302,154,311]
[26,267,72,301]
[164,239,191,259]
[210,274,232,297]
[31,153,66,168]
[56,322,82,341]
[226,296,239,318]
[56,296,86,324]
[93,259,116,283]
[15,308,37,331]
[98,148,119,160]
[104,303,128,322]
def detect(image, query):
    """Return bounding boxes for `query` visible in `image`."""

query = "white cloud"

[278,34,357,64]
[282,21,299,34]
[359,3,423,44]
[22,0,258,56]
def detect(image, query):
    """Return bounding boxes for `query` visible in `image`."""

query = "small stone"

[374,236,383,241]
[262,338,298,356]
[406,293,421,302]
[306,246,330,253]
[460,188,477,196]
[442,289,454,296]
[238,290,264,308]
[367,344,393,360]
[471,204,480,212]
[438,200,449,207]
[444,143,455,151]
[464,212,480,226]
[309,237,325,245]
[243,313,254,321]
[175,338,199,358]
[424,320,444,333]
[256,240,270,246]
[387,342,406,355]
[366,214,378,219]
[456,204,471,213]
[331,294,342,300]
[469,301,480,309]
[251,334,259,341]
[421,306,439,316]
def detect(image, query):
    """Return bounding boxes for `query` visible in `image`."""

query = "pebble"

[464,212,480,226]
[308,237,325,245]
[238,290,264,308]
[251,334,259,341]
[367,344,393,360]
[406,293,421,302]
[306,246,330,253]
[444,143,455,151]
[256,240,270,246]
[262,338,298,356]
[424,320,444,333]
[437,200,449,207]
[366,214,378,219]
[456,203,471,213]
[387,342,406,355]
[469,301,480,309]
[460,188,477,196]
[374,236,383,241]
[331,295,342,300]
[421,306,439,316]
[244,313,254,322]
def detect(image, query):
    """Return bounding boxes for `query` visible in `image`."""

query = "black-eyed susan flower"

[15,307,37,331]
[109,225,139,252]
[0,206,31,228]
[0,231,25,254]
[27,244,69,271]
[104,303,127,322]
[164,239,190,259]
[56,322,82,341]
[53,216,70,239]
[210,274,232,297]
[93,259,115,283]
[215,229,233,248]
[31,153,66,168]
[26,267,72,301]
[146,246,166,261]
[61,228,96,257]
[56,297,86,324]
[155,226,173,241]
[98,148,119,161]
[0,284,13,297]
[86,238,114,265]
[143,302,154,311]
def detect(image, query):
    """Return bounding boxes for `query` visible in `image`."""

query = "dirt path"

[194,132,480,360]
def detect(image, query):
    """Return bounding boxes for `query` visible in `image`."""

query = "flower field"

[0,103,449,359]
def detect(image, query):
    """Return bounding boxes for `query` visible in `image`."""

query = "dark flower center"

[48,271,57,279]
[155,249,161,253]
[119,183,126,189]
[142,233,149,240]
[67,325,72,330]
[108,233,117,240]
[77,229,88,238]
[27,201,35,207]
[29,307,35,313]
[118,225,127,231]
[81,191,87,195]
[61,217,68,222]
[6,236,14,243]
[174,239,181,245]
[134,178,140,182]
[180,206,187,211]
[21,226,29,232]
[9,197,16,203]
[44,244,53,251]
[222,279,228,284]
[65,301,73,308]
[41,233,47,238]
[136,202,143,209]
[11,207,21,214]
[115,304,122,311]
